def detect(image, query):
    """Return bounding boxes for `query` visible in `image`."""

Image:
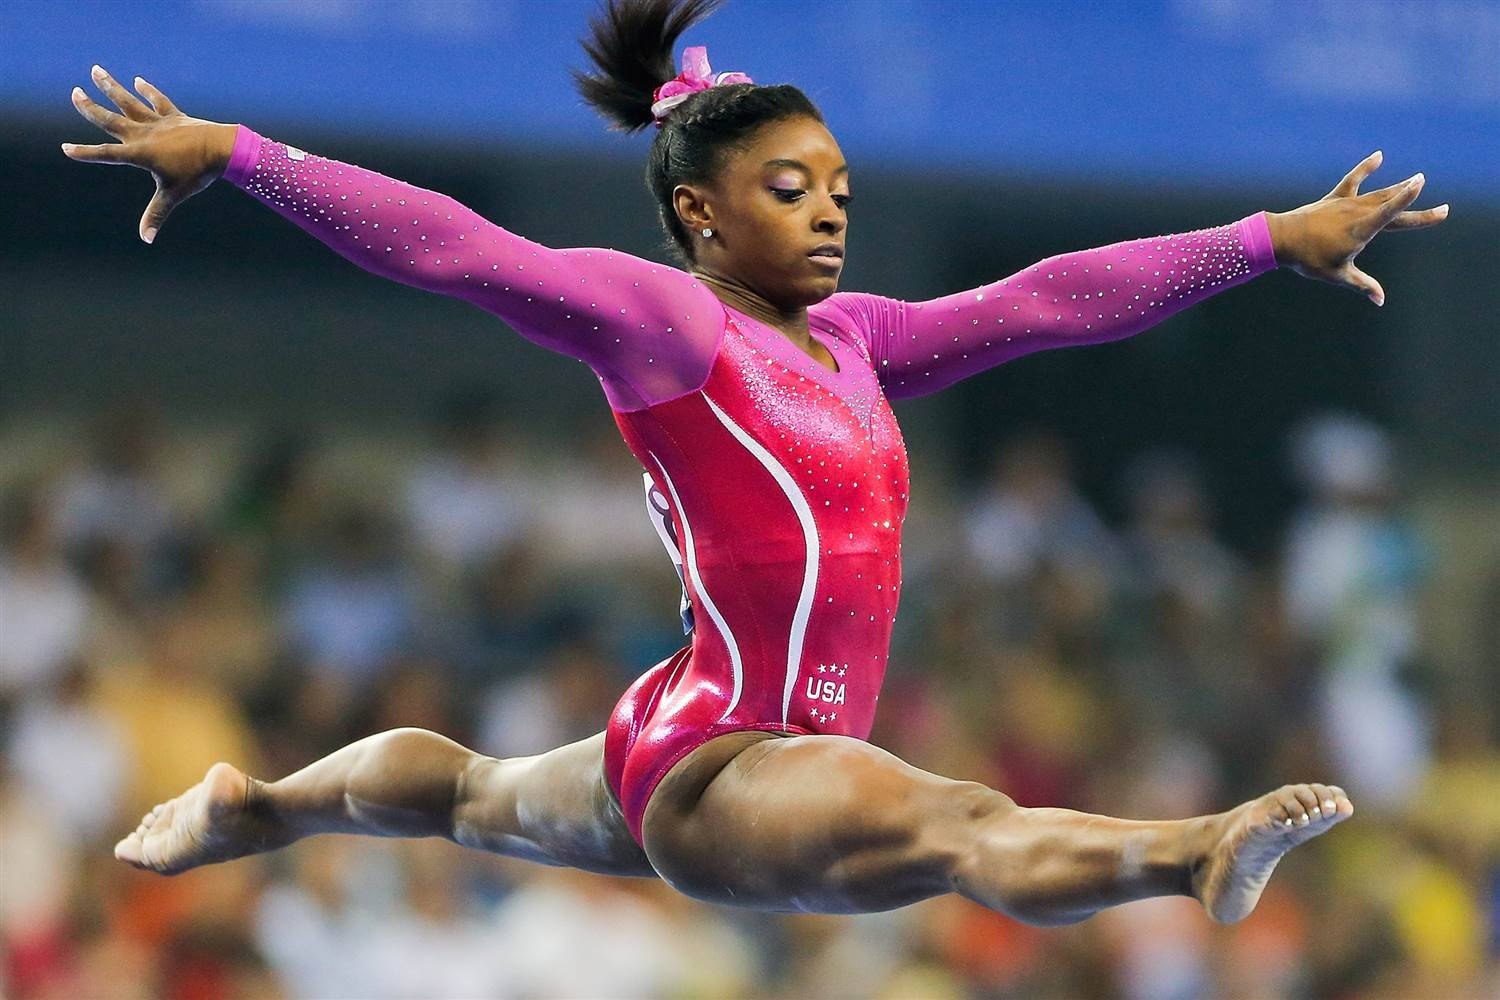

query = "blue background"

[9,0,1498,199]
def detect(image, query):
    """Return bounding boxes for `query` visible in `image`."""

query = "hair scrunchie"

[650,46,753,127]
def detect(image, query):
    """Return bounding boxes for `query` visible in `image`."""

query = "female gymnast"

[70,0,1446,926]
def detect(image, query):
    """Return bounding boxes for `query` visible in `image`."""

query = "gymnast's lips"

[808,243,844,268]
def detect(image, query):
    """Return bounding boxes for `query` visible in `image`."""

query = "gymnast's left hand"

[1264,151,1448,307]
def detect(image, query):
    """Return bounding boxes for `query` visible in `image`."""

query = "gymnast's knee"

[942,795,1099,926]
[927,779,1017,842]
[956,780,1017,820]
[932,783,1027,886]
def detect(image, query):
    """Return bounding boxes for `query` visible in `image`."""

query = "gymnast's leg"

[114,728,656,879]
[640,733,1352,924]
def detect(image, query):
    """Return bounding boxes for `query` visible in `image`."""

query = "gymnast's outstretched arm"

[824,152,1447,400]
[62,66,725,411]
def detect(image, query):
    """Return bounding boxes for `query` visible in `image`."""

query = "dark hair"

[573,0,824,264]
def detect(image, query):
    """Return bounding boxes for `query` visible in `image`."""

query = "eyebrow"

[762,158,850,177]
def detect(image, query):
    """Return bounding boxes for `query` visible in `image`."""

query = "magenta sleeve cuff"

[1238,211,1278,273]
[223,125,264,187]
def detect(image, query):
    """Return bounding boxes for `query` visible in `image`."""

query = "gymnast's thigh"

[639,733,1011,913]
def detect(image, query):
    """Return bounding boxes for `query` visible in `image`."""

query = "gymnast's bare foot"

[114,762,279,874]
[1192,782,1354,924]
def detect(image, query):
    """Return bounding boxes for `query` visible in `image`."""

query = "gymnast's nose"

[813,198,845,235]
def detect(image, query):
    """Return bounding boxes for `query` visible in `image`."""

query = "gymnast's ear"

[672,182,713,233]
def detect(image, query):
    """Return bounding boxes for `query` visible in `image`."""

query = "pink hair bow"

[651,46,753,127]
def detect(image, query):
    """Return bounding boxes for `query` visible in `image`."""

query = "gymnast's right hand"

[62,65,238,244]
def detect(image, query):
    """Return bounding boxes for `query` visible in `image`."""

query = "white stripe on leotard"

[701,392,819,727]
[649,453,743,715]
[642,473,694,633]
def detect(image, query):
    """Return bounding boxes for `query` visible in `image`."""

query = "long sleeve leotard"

[225,125,1277,842]
[224,126,1276,410]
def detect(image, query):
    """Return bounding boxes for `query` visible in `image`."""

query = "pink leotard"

[224,126,1277,846]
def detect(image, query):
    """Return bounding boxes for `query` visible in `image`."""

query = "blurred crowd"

[2,392,1496,1000]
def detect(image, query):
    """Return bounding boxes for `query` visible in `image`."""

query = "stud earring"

[701,227,713,238]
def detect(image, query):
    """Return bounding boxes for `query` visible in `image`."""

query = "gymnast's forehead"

[730,117,849,181]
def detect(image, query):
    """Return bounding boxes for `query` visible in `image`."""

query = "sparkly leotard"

[224,126,1277,846]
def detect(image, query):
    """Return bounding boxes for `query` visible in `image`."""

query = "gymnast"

[66,0,1446,925]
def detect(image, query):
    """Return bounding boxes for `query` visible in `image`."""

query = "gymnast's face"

[676,115,851,309]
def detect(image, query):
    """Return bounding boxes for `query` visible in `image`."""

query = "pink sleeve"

[222,126,723,410]
[823,215,1278,400]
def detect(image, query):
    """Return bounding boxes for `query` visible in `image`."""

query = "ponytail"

[573,0,723,133]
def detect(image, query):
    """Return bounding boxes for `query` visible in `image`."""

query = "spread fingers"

[61,141,138,166]
[1384,204,1450,230]
[90,65,155,120]
[133,76,179,116]
[71,86,130,137]
[1331,150,1382,198]
[1376,173,1425,211]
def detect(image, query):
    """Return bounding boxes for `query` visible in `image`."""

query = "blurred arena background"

[3,0,1498,996]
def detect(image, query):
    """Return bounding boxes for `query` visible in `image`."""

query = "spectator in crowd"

[1119,448,1245,623]
[7,657,132,846]
[1283,412,1431,809]
[51,402,179,565]
[964,429,1120,586]
[282,503,416,688]
[962,429,1120,650]
[0,484,90,698]
[404,386,535,576]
